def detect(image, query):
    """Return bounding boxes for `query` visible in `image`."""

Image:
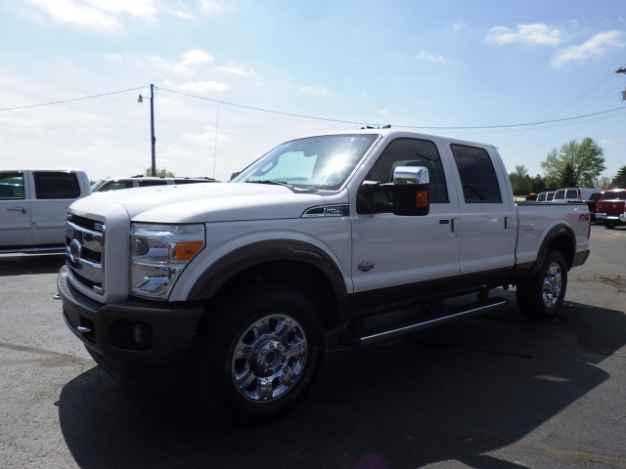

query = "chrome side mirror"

[391,166,430,216]
[393,166,430,185]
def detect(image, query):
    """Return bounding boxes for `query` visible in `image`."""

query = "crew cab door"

[449,144,516,273]
[351,137,460,293]
[30,171,83,246]
[0,171,33,248]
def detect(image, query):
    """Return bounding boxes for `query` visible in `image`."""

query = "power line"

[159,85,626,130]
[157,86,364,126]
[0,86,146,112]
[2,83,625,131]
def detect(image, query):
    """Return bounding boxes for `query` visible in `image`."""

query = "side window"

[0,172,25,200]
[566,189,578,199]
[99,180,133,191]
[34,172,80,199]
[554,190,565,200]
[366,138,449,203]
[450,144,502,203]
[138,180,167,187]
[537,193,545,201]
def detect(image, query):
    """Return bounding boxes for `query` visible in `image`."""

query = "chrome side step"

[359,298,508,345]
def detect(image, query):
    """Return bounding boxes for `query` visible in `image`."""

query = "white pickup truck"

[58,130,591,418]
[0,170,90,254]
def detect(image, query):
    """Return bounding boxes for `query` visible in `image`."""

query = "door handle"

[7,207,26,214]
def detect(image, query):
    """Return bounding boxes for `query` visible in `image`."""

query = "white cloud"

[173,2,195,20]
[181,49,214,66]
[82,0,157,20]
[415,50,447,64]
[552,30,625,67]
[452,21,465,32]
[147,49,214,76]
[298,85,331,96]
[182,125,231,146]
[199,0,223,16]
[26,0,121,31]
[217,63,255,77]
[176,80,231,94]
[485,23,562,46]
[25,0,157,31]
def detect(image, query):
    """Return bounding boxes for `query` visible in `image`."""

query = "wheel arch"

[187,240,349,330]
[534,223,577,272]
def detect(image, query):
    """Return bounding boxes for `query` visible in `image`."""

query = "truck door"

[0,171,33,248]
[449,144,516,274]
[30,171,82,246]
[351,137,460,293]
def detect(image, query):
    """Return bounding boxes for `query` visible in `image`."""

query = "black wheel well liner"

[534,224,577,272]
[188,240,349,330]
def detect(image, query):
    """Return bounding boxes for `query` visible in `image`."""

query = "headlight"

[130,223,205,300]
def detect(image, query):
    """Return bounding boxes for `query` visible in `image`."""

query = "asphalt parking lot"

[1,225,625,469]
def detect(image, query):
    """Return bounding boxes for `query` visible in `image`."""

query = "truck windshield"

[601,191,626,200]
[234,134,378,191]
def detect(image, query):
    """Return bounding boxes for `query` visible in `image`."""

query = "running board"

[359,298,508,345]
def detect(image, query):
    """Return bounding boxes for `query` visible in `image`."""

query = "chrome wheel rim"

[542,262,563,309]
[231,314,308,403]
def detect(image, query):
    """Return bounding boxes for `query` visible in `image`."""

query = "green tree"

[531,174,546,193]
[612,166,626,188]
[541,138,606,187]
[145,168,175,178]
[560,162,577,187]
[509,165,532,195]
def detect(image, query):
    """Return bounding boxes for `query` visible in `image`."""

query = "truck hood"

[69,182,332,223]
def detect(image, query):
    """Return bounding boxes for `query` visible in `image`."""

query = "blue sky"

[1,0,625,182]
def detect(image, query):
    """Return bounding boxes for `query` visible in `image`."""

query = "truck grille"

[65,213,105,294]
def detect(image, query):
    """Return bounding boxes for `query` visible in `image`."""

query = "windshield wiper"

[245,180,318,193]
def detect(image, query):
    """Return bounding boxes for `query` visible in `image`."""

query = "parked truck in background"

[0,170,90,254]
[595,189,626,228]
[58,130,591,418]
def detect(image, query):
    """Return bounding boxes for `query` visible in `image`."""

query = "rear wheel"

[516,250,568,320]
[605,221,616,229]
[207,285,323,419]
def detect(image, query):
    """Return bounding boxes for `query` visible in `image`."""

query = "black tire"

[207,285,323,420]
[605,222,615,229]
[516,250,568,320]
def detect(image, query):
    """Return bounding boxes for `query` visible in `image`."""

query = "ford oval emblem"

[69,238,82,264]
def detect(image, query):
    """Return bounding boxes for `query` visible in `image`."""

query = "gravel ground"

[1,224,625,469]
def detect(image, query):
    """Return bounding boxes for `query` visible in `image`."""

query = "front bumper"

[58,266,205,365]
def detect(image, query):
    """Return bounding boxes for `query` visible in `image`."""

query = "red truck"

[595,189,626,229]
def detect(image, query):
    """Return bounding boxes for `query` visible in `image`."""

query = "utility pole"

[138,84,157,176]
[149,84,156,176]
[617,67,626,102]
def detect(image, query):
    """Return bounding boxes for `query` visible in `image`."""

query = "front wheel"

[605,222,616,229]
[208,286,323,420]
[516,250,568,319]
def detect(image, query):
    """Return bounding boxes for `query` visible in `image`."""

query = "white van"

[551,187,601,203]
[0,170,90,253]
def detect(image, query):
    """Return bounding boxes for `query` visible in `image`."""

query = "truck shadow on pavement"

[58,299,626,469]
[0,255,64,276]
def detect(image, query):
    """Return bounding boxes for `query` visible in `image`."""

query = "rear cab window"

[34,171,80,199]
[0,172,26,200]
[450,144,502,203]
[138,180,168,187]
[602,191,626,200]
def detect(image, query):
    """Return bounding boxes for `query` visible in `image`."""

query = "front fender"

[168,223,351,302]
